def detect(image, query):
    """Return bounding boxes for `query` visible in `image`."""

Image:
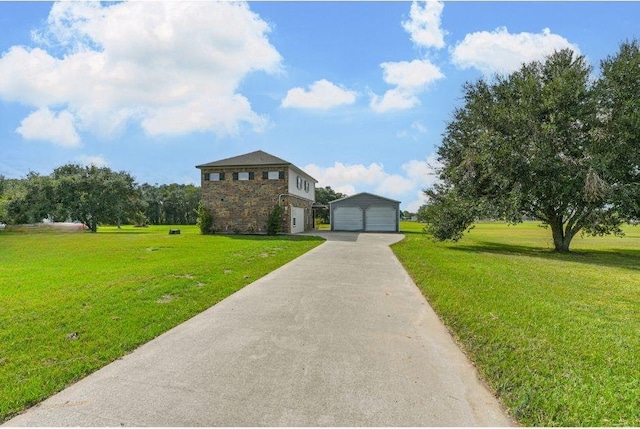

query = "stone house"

[196,150,318,234]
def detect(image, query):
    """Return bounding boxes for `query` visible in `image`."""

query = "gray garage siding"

[329,192,400,232]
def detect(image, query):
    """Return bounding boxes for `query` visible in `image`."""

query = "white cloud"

[281,79,357,110]
[16,108,80,148]
[451,27,580,76]
[401,155,441,212]
[375,174,415,197]
[76,154,108,167]
[370,59,444,113]
[304,153,440,208]
[0,1,281,144]
[401,154,441,187]
[405,190,430,213]
[305,162,387,190]
[402,0,446,49]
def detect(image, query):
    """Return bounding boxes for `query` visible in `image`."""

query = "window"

[296,175,303,189]
[206,172,224,181]
[263,171,283,180]
[233,172,254,181]
[304,180,310,192]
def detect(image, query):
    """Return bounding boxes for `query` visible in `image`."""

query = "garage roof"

[329,192,400,206]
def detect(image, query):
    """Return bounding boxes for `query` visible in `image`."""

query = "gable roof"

[196,150,290,169]
[329,192,401,205]
[196,150,317,182]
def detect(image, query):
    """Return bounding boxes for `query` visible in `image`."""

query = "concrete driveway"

[5,232,513,427]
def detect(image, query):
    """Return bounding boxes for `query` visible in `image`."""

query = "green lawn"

[393,221,640,426]
[0,225,323,423]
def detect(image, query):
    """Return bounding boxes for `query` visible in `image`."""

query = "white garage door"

[291,207,305,234]
[333,206,363,231]
[365,206,397,232]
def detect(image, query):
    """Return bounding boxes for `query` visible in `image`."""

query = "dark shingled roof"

[196,150,291,168]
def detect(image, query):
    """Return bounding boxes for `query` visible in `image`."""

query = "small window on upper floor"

[206,172,224,181]
[304,180,310,192]
[296,175,303,189]
[263,171,283,180]
[233,172,254,181]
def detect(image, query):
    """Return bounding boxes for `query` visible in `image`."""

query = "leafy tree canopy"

[52,164,139,232]
[314,186,346,223]
[422,41,640,252]
[3,166,202,230]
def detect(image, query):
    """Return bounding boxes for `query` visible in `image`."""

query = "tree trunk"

[549,219,572,252]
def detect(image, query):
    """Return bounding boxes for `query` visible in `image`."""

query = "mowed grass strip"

[393,222,640,427]
[0,225,323,423]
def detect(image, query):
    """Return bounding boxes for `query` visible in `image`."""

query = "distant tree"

[423,44,640,252]
[5,172,55,224]
[53,164,138,232]
[314,186,346,223]
[401,210,417,220]
[139,183,200,225]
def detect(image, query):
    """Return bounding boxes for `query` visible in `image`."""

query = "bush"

[196,201,214,234]
[266,204,283,235]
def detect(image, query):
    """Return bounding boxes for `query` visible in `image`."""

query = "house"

[329,192,400,232]
[196,150,317,234]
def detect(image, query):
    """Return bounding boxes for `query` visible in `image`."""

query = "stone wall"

[200,167,314,234]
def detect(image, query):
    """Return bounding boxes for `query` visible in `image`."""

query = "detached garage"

[329,192,400,232]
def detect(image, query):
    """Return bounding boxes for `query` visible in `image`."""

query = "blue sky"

[1,1,639,211]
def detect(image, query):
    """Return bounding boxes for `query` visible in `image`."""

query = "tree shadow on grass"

[448,239,640,272]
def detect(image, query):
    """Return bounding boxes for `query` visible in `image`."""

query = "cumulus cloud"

[16,108,80,147]
[304,154,441,208]
[76,154,108,167]
[305,161,412,198]
[281,79,357,110]
[370,59,444,113]
[402,0,446,49]
[401,155,442,211]
[405,190,430,213]
[0,1,281,145]
[451,27,580,76]
[305,162,386,191]
[402,155,441,188]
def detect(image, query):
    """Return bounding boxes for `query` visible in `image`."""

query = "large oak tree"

[422,41,640,252]
[52,164,139,232]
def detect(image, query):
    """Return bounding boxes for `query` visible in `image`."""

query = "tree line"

[0,165,200,232]
[420,40,640,252]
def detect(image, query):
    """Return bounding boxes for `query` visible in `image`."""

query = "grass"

[0,225,323,423]
[393,221,640,426]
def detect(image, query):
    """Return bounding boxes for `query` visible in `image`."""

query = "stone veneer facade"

[199,166,314,234]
